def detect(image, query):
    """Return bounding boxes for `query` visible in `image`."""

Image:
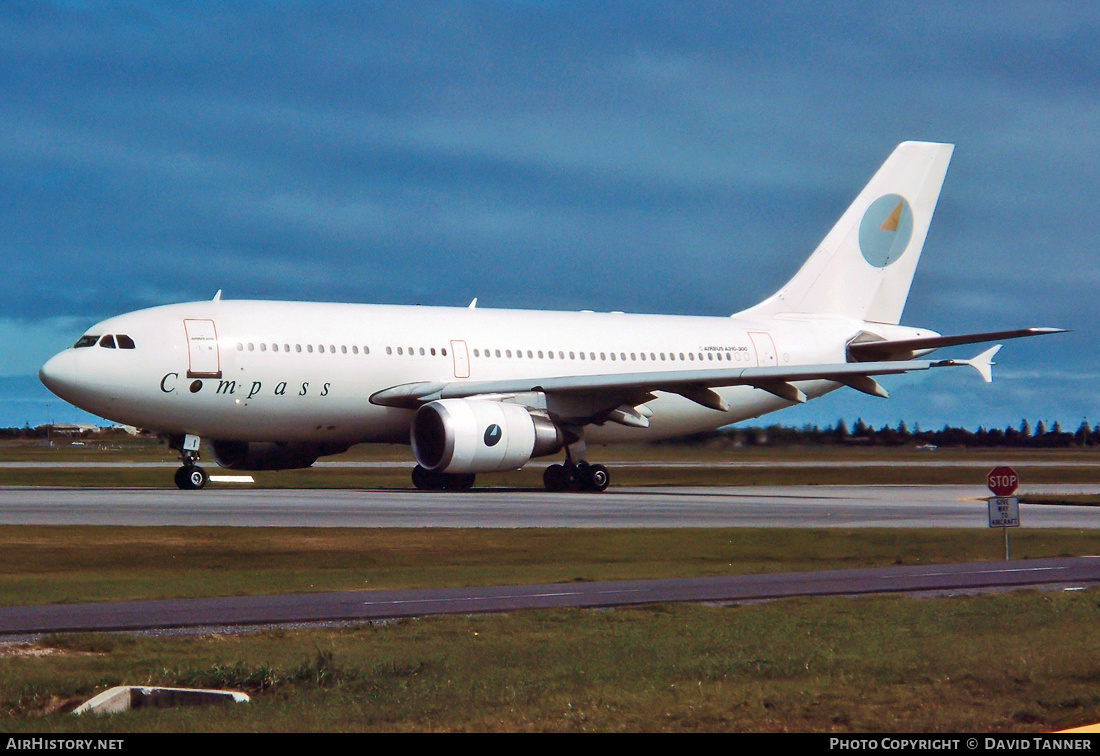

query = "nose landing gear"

[170,433,208,490]
[173,464,208,490]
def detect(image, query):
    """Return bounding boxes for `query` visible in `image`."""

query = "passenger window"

[74,335,99,348]
[117,335,136,349]
[99,335,116,349]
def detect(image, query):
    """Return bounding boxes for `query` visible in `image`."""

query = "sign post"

[987,466,1020,560]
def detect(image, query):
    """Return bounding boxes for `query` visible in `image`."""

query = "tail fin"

[740,141,954,325]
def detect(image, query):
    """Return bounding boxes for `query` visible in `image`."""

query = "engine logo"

[484,424,502,447]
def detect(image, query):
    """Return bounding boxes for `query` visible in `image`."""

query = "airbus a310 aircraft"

[40,141,1062,492]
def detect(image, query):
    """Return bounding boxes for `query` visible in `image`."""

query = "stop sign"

[988,466,1019,496]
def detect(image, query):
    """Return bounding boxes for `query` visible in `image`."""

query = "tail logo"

[858,194,913,268]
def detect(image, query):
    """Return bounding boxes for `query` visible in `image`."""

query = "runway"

[1,484,1099,528]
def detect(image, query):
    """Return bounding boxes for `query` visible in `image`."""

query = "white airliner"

[40,141,1062,492]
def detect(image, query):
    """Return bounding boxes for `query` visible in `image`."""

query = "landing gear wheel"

[412,465,434,490]
[587,464,610,492]
[544,462,609,492]
[574,461,593,491]
[543,463,571,492]
[413,466,476,491]
[175,465,207,490]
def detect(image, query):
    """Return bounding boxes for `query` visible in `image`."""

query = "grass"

[3,591,1100,732]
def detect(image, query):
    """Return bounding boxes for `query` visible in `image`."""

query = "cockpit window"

[74,335,99,348]
[117,334,136,349]
[99,335,116,349]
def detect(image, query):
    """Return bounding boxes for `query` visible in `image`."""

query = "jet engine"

[411,399,563,474]
[210,440,334,471]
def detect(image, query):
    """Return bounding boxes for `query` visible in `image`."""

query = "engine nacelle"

[210,440,326,471]
[411,399,563,474]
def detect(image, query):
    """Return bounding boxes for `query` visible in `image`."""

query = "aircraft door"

[749,331,778,368]
[451,340,470,379]
[184,319,222,378]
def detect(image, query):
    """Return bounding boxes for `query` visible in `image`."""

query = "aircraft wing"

[370,346,1004,418]
[847,327,1065,362]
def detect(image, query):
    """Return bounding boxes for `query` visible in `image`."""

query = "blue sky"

[2,1,1097,432]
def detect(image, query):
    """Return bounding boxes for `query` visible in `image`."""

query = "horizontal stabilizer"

[932,345,1001,383]
[849,327,1065,362]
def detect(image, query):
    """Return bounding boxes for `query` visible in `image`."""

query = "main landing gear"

[411,465,476,491]
[170,433,208,490]
[542,433,610,492]
[542,460,610,492]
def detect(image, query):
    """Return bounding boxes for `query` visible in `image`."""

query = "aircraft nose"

[39,349,81,401]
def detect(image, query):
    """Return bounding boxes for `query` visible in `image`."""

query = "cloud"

[1,2,1097,429]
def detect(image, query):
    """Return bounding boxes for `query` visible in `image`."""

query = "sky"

[1,1,1097,433]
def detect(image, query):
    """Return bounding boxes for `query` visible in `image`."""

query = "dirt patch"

[0,642,62,658]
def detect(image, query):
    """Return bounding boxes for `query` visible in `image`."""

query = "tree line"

[660,418,1100,449]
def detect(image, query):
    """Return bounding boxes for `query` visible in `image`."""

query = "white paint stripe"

[881,566,1065,580]
[364,591,582,607]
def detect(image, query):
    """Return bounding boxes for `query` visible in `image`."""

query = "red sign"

[988,466,1019,496]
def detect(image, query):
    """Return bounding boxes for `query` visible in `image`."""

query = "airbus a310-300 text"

[40,142,1062,491]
